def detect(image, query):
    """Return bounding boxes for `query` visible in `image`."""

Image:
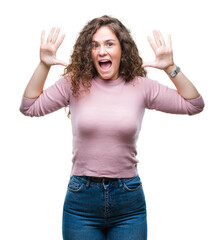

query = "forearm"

[164,64,200,100]
[23,61,51,99]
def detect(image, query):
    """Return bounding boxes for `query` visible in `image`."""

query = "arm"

[23,62,50,98]
[143,77,204,115]
[164,64,200,100]
[23,27,67,99]
[20,76,71,117]
[20,27,70,117]
[142,30,201,100]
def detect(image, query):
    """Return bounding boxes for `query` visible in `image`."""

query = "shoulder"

[52,74,73,100]
[129,76,158,89]
[55,73,72,90]
[57,73,72,85]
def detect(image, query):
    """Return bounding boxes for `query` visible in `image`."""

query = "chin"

[98,74,113,80]
[100,72,119,81]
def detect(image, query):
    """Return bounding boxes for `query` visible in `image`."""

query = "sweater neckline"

[93,76,124,86]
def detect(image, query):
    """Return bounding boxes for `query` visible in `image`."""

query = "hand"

[142,30,174,71]
[40,27,67,67]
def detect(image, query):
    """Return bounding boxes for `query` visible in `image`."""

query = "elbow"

[188,106,204,116]
[19,104,43,117]
[19,106,34,117]
[19,96,42,117]
[19,105,29,116]
[187,96,205,115]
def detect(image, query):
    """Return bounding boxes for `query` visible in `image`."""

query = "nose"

[99,45,107,56]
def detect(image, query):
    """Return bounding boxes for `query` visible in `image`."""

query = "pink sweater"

[20,75,204,178]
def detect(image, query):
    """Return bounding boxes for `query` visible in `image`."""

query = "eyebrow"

[91,39,116,43]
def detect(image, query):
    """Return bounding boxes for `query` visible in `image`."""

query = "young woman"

[20,15,204,240]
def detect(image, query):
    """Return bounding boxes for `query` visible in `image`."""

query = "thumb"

[54,59,68,67]
[141,62,157,68]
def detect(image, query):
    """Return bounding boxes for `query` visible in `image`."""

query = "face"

[91,26,122,80]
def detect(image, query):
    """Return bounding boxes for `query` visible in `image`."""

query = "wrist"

[165,64,181,78]
[164,64,176,74]
[39,61,51,70]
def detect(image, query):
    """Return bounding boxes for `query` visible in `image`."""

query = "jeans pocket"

[67,176,84,193]
[123,175,142,192]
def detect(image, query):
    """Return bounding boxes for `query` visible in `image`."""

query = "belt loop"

[85,177,90,189]
[118,178,123,189]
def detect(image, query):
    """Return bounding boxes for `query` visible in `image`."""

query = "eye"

[91,42,99,49]
[107,42,114,47]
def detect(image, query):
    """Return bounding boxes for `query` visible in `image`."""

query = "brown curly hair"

[63,15,147,98]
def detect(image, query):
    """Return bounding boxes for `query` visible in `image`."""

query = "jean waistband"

[73,175,138,184]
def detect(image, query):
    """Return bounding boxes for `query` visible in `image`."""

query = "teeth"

[99,60,110,62]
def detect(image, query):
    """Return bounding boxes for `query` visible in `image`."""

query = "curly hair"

[63,15,147,98]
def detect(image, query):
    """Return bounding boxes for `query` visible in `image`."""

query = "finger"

[54,59,68,67]
[167,34,172,48]
[147,36,157,53]
[142,62,157,68]
[41,30,45,45]
[55,33,65,50]
[153,30,162,47]
[158,30,165,45]
[47,27,56,43]
[52,27,60,44]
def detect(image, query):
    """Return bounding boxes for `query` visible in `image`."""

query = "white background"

[1,0,223,239]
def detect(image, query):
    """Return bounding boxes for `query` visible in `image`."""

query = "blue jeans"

[62,175,147,239]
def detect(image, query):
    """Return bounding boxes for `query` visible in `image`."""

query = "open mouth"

[98,60,112,71]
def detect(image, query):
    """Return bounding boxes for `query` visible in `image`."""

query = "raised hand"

[142,30,174,70]
[40,27,67,67]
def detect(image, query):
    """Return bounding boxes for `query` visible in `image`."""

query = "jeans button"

[104,179,109,185]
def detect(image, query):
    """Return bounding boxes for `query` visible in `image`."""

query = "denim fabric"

[62,175,147,240]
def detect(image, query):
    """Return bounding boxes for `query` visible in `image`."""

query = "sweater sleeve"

[142,77,205,115]
[19,75,71,117]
